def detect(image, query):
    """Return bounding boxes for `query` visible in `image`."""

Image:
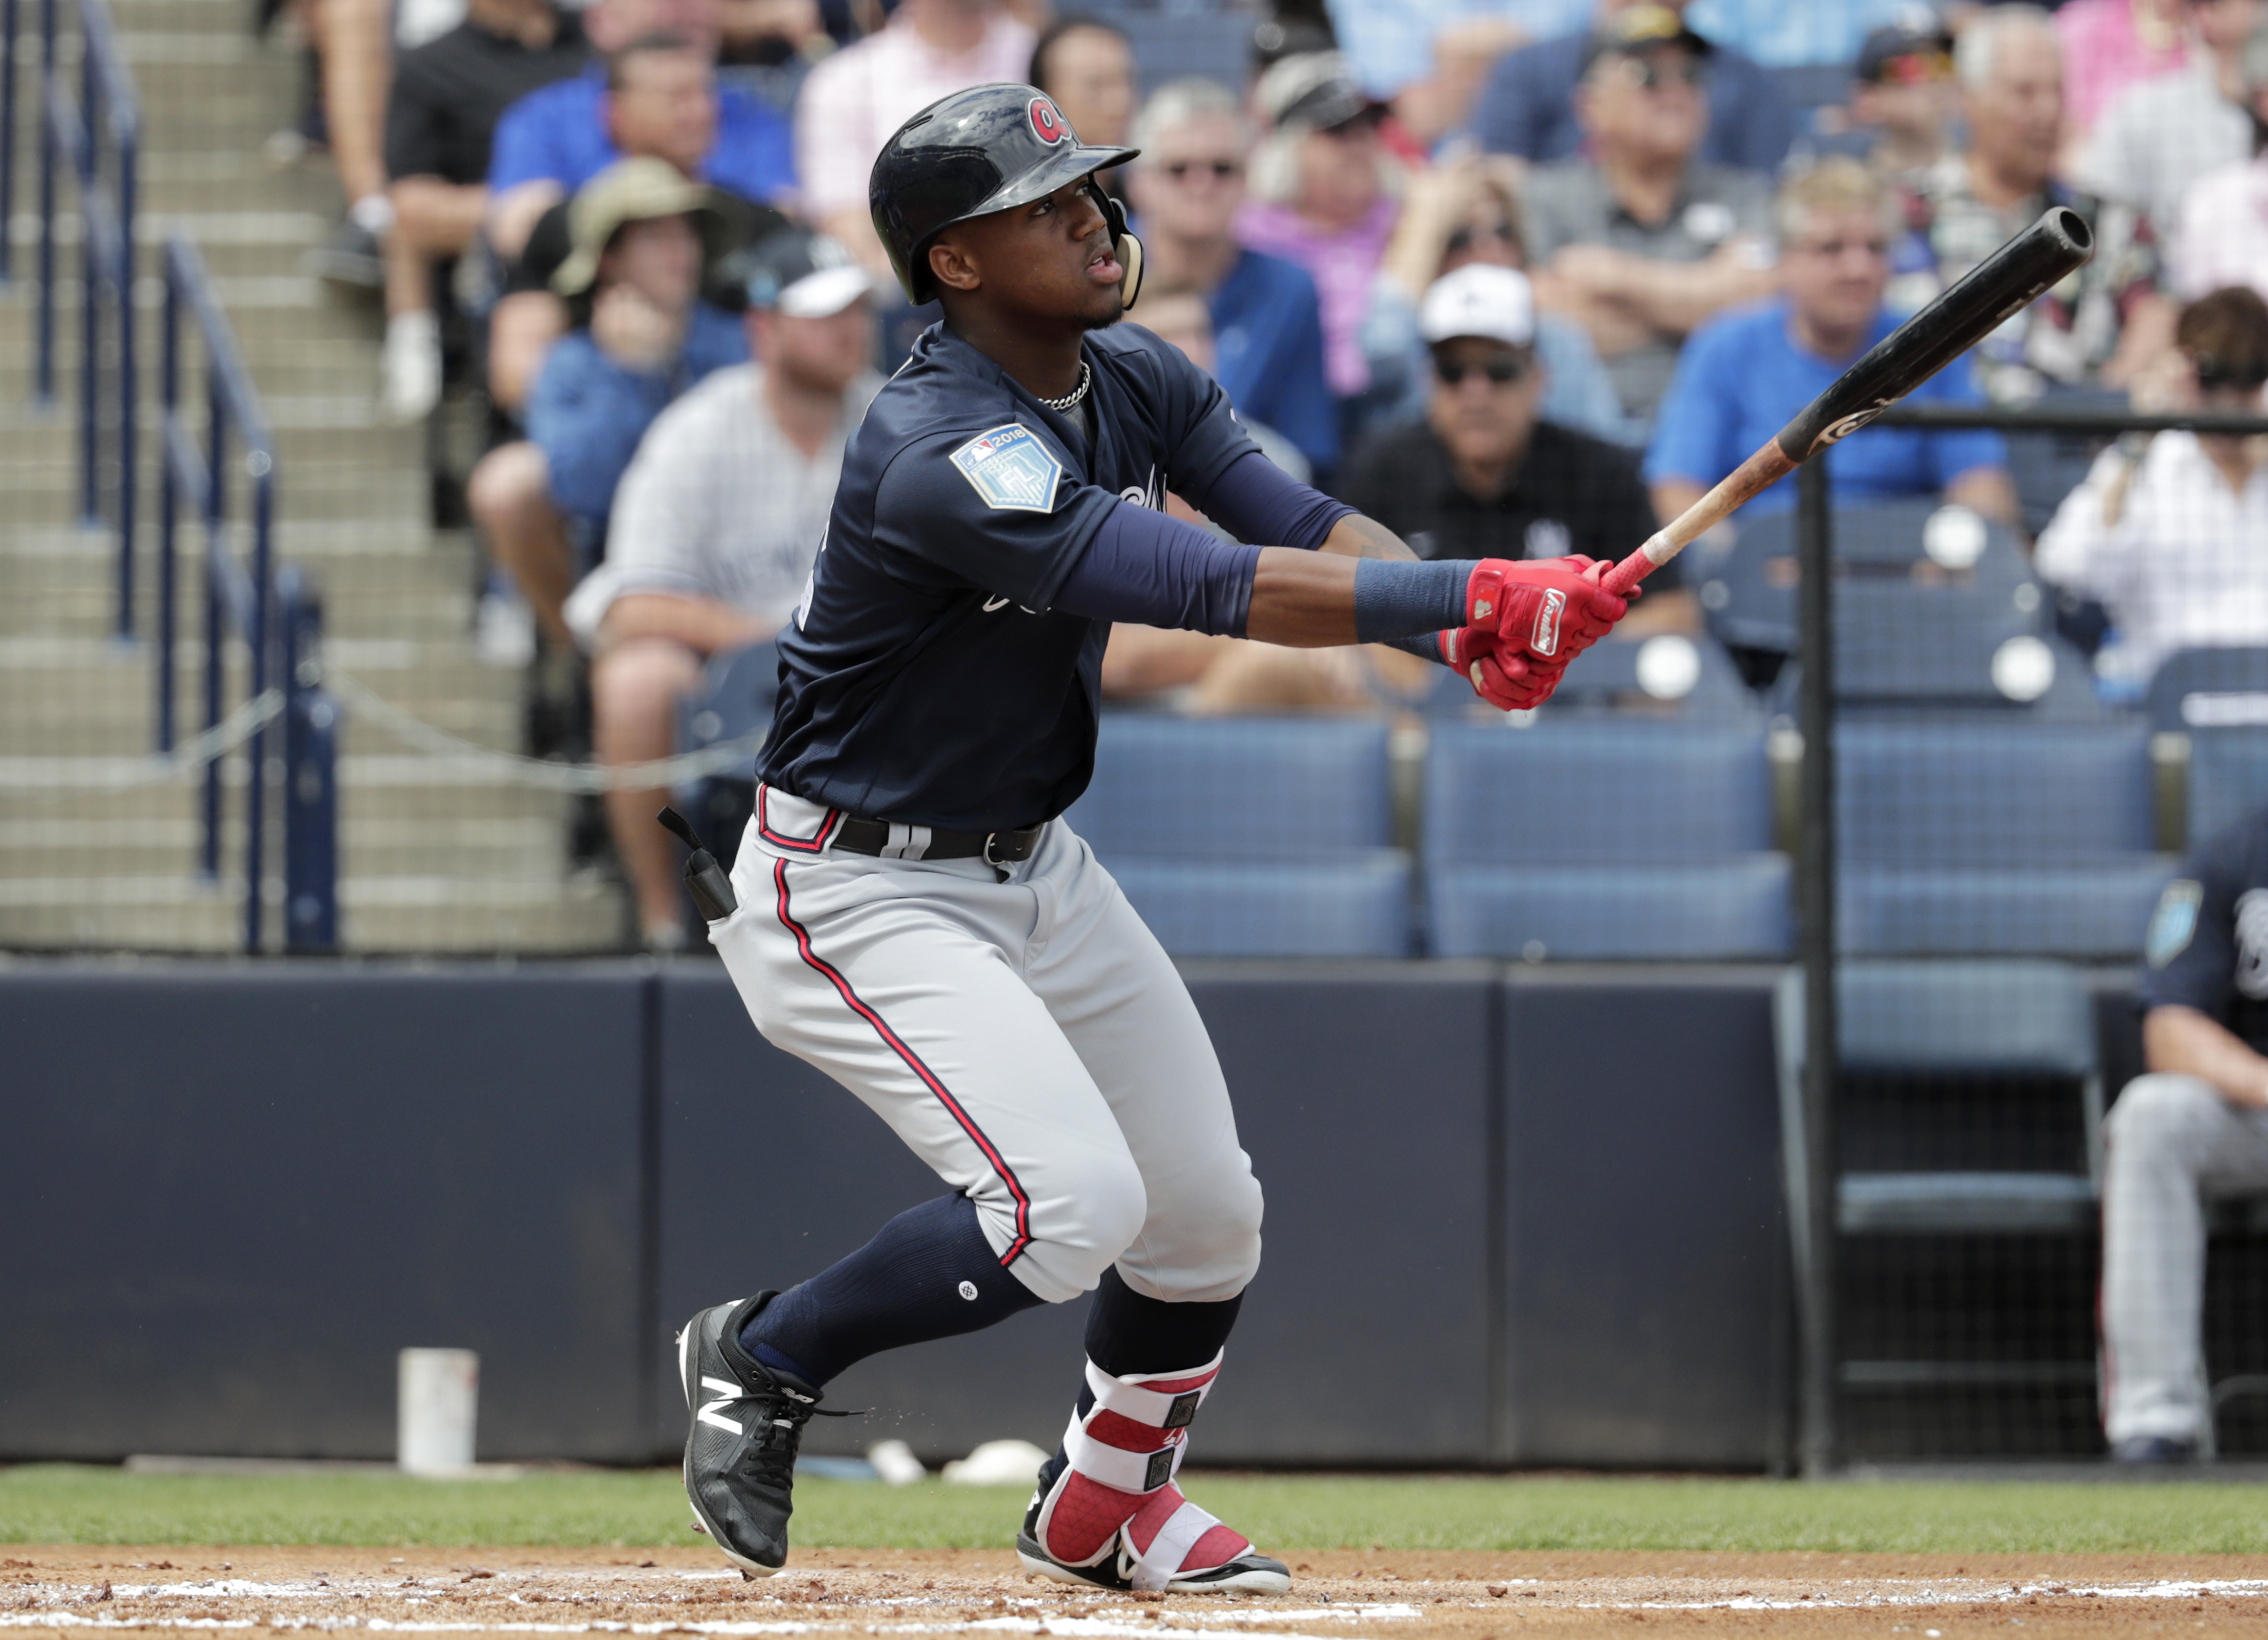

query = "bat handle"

[1601,549,1655,600]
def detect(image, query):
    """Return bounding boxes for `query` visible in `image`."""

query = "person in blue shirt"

[1469,0,1793,174]
[1647,156,2017,525]
[484,160,750,648]
[485,28,794,263]
[1119,78,1340,476]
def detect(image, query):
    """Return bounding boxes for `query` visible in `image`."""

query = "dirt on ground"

[4,1545,2267,1638]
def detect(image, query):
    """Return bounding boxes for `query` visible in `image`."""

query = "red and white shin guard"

[1019,1354,1288,1594]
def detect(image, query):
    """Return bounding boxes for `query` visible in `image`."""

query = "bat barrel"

[1771,206,2092,463]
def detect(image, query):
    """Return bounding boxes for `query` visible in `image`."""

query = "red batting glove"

[1470,648,1567,712]
[1469,556,1630,668]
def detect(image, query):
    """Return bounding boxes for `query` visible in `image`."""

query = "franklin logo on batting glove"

[1532,589,1566,658]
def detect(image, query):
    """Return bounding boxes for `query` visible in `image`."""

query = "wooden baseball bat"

[1598,206,2094,600]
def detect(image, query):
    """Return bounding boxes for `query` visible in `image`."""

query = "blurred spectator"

[473,161,750,651]
[1362,153,1637,444]
[2170,17,2268,302]
[1123,79,1340,475]
[486,0,794,263]
[1335,266,1676,631]
[1469,0,1794,175]
[300,0,403,293]
[1844,20,1958,193]
[2035,286,2268,692]
[486,34,790,419]
[1649,158,2016,525]
[1029,15,1137,154]
[1237,53,1404,424]
[1520,6,1779,429]
[379,0,591,423]
[567,229,882,947]
[1322,0,1583,106]
[795,0,1038,274]
[2099,804,2268,1464]
[1679,0,1916,68]
[2056,0,2190,144]
[1905,4,2172,402]
[717,0,829,116]
[2076,0,2259,243]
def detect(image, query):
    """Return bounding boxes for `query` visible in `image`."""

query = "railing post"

[198,376,225,882]
[2,0,20,284]
[243,459,274,953]
[74,0,97,529]
[279,567,339,954]
[1795,454,1840,1479]
[113,96,136,637]
[155,248,177,752]
[33,0,55,402]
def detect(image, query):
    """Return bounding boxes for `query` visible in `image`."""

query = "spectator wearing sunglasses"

[1124,78,1338,476]
[2037,286,2268,693]
[1647,158,2014,527]
[1469,0,1793,174]
[1334,264,1676,626]
[1520,4,1779,430]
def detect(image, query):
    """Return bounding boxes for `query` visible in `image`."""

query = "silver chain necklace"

[1037,361,1092,414]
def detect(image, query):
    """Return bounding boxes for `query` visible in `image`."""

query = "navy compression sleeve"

[1198,449,1354,550]
[1053,503,1263,635]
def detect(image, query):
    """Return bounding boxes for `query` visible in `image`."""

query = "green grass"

[8,1466,2268,1555]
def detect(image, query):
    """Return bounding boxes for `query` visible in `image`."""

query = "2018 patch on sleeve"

[949,424,1063,513]
[2146,879,2203,969]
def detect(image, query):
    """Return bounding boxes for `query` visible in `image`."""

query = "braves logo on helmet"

[1028,96,1070,145]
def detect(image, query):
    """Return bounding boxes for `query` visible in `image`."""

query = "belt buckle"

[982,831,1012,868]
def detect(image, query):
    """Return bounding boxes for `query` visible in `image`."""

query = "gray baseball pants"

[706,785,1264,1308]
[2100,1071,2268,1445]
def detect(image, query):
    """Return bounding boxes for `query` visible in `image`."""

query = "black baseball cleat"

[678,1292,837,1576]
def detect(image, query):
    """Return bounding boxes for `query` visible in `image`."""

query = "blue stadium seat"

[1065,717,1412,957]
[2144,646,2268,733]
[1776,960,2103,1237]
[2189,729,2268,844]
[1836,721,2173,956]
[1076,1,1253,91]
[1422,721,1790,959]
[1421,631,1759,722]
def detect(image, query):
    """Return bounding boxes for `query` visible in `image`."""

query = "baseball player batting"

[672,83,1628,1597]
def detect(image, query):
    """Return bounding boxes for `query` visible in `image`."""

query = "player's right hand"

[1467,556,1629,668]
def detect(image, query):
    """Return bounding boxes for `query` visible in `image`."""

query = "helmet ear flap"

[1117,230,1143,310]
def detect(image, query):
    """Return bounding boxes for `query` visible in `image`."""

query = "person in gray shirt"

[2076,0,2262,244]
[566,229,885,947]
[1520,2,1779,429]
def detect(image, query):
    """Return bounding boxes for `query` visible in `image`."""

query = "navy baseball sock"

[739,1194,1041,1388]
[1084,1266,1243,1376]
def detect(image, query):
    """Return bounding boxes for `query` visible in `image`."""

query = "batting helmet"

[869,82,1144,308]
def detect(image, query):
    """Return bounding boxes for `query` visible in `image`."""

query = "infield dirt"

[5,1545,2267,1638]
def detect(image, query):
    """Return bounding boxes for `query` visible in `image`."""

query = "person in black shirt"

[2100,806,2268,1463]
[380,0,589,422]
[1334,263,1688,630]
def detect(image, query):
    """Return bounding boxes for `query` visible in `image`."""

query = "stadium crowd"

[274,0,2268,941]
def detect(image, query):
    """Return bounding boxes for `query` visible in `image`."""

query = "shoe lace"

[741,1389,855,1490]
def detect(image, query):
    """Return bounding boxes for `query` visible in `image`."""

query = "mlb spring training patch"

[2146,879,2202,970]
[949,424,1064,513]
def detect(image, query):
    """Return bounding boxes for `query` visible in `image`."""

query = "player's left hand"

[1469,648,1566,712]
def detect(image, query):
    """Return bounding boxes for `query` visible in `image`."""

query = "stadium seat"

[1422,630,1759,721]
[1421,720,1790,959]
[1065,716,1412,957]
[1775,960,2103,1239]
[2189,728,2268,844]
[2144,646,2268,734]
[1836,721,2173,957]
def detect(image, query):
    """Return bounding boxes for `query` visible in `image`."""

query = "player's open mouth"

[1085,246,1123,282]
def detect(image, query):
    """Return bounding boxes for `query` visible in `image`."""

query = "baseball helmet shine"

[869,82,1144,308]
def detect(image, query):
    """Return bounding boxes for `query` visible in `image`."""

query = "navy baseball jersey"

[758,322,1264,832]
[2140,806,2268,1055]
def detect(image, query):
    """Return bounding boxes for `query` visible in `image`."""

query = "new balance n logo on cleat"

[697,1377,744,1435]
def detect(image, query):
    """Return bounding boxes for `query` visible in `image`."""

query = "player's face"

[932,179,1126,330]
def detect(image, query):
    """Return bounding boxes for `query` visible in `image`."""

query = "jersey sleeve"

[1140,335,1268,514]
[2139,839,2242,1021]
[872,424,1122,611]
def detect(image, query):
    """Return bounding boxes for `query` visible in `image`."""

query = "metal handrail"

[157,235,338,954]
[13,0,140,635]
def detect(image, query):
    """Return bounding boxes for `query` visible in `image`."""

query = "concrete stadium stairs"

[0,0,626,952]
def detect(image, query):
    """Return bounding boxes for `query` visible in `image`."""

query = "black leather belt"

[829,815,1044,867]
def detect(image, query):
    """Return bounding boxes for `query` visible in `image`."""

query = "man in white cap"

[568,227,884,947]
[1334,263,1672,620]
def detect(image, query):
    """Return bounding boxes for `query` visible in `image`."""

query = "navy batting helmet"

[869,82,1143,308]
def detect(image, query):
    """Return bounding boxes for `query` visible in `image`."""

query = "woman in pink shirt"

[1235,52,1401,413]
[2055,0,2188,139]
